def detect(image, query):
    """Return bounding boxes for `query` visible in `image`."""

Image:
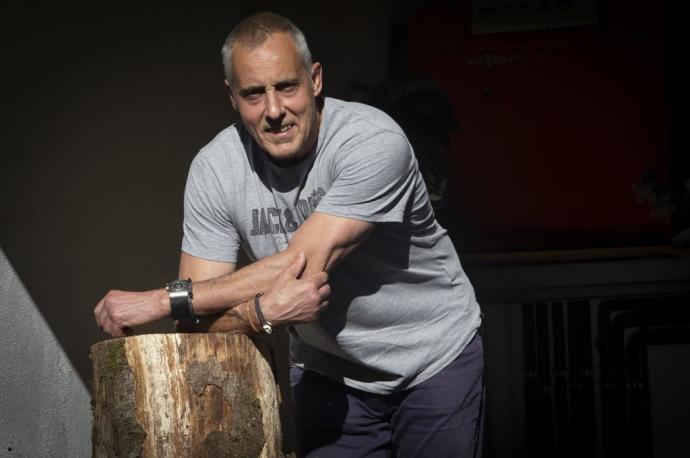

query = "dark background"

[2,1,688,457]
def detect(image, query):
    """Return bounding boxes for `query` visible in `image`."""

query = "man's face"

[227,33,323,166]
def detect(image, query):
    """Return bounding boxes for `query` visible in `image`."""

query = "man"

[94,12,483,457]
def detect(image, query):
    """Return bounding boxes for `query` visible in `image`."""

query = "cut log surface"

[91,333,283,457]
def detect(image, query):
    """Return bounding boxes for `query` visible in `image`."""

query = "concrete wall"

[0,248,91,457]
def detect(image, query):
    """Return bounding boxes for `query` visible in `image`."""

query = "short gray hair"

[221,12,313,88]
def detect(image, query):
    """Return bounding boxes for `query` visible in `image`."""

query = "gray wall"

[0,248,91,457]
[1,1,399,454]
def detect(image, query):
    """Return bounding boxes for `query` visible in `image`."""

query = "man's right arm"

[94,243,330,337]
[174,253,251,333]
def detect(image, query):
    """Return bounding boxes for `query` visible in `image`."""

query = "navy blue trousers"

[290,333,485,458]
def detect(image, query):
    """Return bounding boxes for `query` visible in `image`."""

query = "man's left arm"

[253,212,374,324]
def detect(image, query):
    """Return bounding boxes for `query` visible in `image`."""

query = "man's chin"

[267,153,304,167]
[263,146,303,166]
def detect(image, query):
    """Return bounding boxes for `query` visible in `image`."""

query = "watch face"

[168,280,187,292]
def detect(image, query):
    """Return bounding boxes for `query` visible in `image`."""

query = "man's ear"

[311,63,323,97]
[224,79,237,110]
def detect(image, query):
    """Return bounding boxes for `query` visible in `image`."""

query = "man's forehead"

[231,34,306,89]
[233,67,305,93]
[232,33,300,68]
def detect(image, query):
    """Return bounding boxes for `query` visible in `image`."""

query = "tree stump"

[90,333,283,457]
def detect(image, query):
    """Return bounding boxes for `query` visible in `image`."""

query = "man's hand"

[261,252,330,326]
[94,288,169,337]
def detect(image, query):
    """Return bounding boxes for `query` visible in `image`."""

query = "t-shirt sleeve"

[316,131,417,223]
[181,154,241,263]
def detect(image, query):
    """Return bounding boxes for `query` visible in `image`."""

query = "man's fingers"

[100,321,126,338]
[318,283,331,300]
[307,271,329,287]
[100,321,113,336]
[94,298,104,323]
[283,252,306,279]
[95,292,120,335]
[94,299,107,328]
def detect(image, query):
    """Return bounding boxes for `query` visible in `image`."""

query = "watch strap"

[166,278,199,324]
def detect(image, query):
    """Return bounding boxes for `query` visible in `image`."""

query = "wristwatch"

[254,293,273,334]
[166,278,199,323]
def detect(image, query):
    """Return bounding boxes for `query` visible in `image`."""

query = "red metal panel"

[409,6,671,250]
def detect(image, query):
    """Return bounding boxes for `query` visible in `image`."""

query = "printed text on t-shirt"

[250,187,326,235]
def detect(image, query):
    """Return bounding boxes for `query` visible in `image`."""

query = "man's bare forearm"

[177,300,260,334]
[191,249,295,316]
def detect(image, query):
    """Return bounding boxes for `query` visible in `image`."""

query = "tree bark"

[90,333,284,457]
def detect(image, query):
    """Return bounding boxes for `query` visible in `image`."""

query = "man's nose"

[265,91,284,121]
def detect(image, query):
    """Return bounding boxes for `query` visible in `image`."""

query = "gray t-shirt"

[182,97,481,394]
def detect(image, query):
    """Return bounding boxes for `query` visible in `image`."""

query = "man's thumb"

[286,252,307,279]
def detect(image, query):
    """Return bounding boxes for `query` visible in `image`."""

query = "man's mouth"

[267,124,295,134]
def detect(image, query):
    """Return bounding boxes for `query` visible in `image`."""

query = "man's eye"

[244,93,261,101]
[279,84,297,93]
